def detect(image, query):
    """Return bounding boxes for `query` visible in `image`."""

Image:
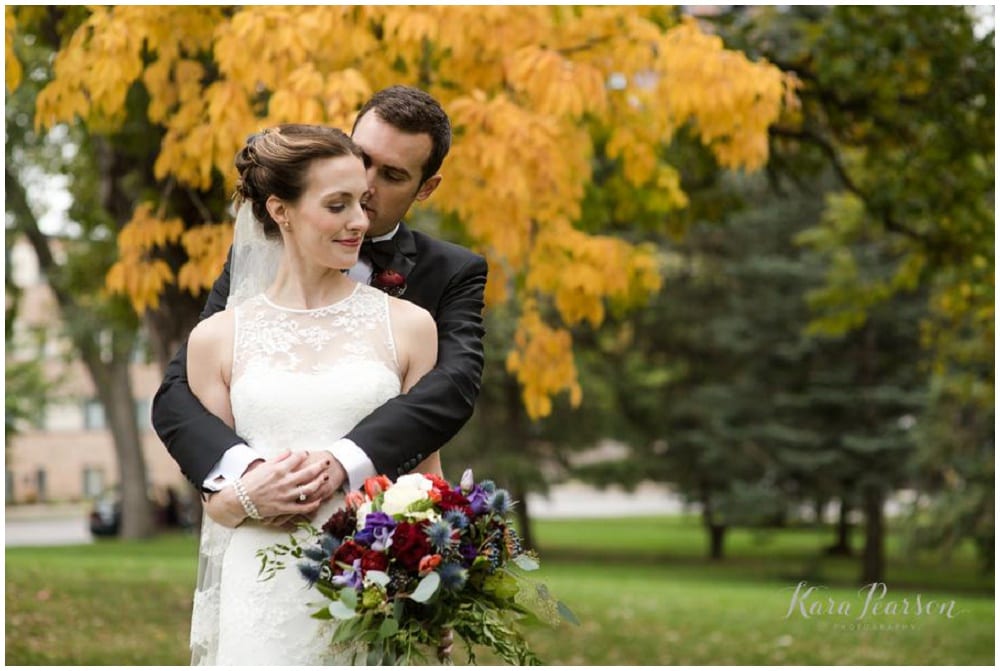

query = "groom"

[152,86,487,513]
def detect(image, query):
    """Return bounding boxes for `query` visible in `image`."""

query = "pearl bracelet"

[232,479,261,521]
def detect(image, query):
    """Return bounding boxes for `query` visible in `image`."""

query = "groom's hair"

[234,124,363,239]
[353,85,452,185]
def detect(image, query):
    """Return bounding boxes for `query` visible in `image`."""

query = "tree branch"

[769,125,930,245]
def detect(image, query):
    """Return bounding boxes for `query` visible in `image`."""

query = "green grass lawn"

[5,517,994,665]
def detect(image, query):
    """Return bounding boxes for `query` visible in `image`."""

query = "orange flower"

[418,553,442,576]
[364,475,392,500]
[344,490,367,510]
[424,473,451,504]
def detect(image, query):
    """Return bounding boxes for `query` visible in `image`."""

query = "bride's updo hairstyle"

[234,124,363,239]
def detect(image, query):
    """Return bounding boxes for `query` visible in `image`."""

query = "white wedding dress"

[190,282,402,665]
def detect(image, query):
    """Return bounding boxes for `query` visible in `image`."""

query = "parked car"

[88,485,194,537]
[88,487,121,536]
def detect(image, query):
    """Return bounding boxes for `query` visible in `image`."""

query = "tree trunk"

[97,355,156,539]
[708,523,726,560]
[700,489,726,560]
[7,166,155,539]
[826,497,853,556]
[502,370,536,551]
[860,485,884,584]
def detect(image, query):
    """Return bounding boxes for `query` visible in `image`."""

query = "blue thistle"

[303,544,329,562]
[442,509,470,530]
[478,479,497,494]
[320,533,341,556]
[297,560,322,587]
[424,520,456,552]
[487,489,514,516]
[437,562,468,591]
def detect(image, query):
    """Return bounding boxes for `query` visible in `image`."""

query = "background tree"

[716,4,994,571]
[10,5,791,420]
[6,7,156,537]
[570,154,929,581]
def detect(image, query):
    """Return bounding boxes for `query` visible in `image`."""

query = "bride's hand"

[204,451,330,527]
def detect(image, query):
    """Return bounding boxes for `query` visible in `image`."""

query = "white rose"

[381,475,432,517]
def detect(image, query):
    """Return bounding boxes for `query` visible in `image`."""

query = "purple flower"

[331,558,363,590]
[460,468,475,493]
[458,543,479,567]
[355,511,396,551]
[466,485,490,516]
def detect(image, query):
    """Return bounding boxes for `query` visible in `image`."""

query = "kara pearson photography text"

[784,581,960,621]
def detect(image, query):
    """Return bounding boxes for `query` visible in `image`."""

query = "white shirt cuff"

[322,439,376,492]
[202,443,263,492]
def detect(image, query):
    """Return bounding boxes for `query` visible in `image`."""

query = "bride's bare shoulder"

[387,297,436,340]
[188,309,236,356]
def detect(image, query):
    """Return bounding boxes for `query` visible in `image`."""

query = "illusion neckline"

[260,282,361,313]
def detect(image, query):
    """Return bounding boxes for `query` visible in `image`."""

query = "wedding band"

[297,488,307,503]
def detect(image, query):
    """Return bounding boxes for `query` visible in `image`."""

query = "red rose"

[373,269,407,297]
[437,489,474,518]
[390,522,432,571]
[322,508,358,540]
[331,540,364,571]
[375,269,406,288]
[360,549,389,573]
[425,474,452,497]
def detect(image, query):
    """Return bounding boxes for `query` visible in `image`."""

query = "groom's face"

[351,111,442,238]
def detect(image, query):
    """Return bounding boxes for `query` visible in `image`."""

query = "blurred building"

[5,236,188,505]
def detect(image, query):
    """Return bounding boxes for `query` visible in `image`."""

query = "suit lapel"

[394,222,433,312]
[394,221,418,261]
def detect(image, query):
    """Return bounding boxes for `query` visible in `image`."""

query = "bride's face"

[281,155,370,270]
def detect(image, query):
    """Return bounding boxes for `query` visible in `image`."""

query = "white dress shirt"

[202,224,401,492]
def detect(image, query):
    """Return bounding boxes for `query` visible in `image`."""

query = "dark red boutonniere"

[372,268,407,297]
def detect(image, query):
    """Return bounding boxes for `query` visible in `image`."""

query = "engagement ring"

[297,488,306,502]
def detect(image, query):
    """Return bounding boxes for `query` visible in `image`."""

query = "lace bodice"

[230,284,402,457]
[191,282,403,665]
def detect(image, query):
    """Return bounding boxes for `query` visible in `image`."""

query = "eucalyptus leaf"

[340,587,358,610]
[328,599,357,620]
[512,554,539,571]
[365,570,390,587]
[378,617,399,638]
[310,605,333,620]
[409,572,440,603]
[366,640,384,666]
[330,623,353,644]
[557,600,580,626]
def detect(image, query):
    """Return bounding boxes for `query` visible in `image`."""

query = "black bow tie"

[361,237,399,270]
[361,233,416,278]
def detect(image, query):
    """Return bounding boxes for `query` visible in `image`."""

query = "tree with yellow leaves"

[11,5,790,418]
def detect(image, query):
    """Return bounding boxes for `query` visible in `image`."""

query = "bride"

[186,124,439,665]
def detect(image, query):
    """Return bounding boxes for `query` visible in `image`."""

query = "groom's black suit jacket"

[151,222,488,487]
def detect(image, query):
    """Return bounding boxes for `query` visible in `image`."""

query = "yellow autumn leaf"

[5,7,22,91]
[33,6,789,415]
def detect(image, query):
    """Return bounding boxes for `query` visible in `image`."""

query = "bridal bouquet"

[257,469,576,665]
